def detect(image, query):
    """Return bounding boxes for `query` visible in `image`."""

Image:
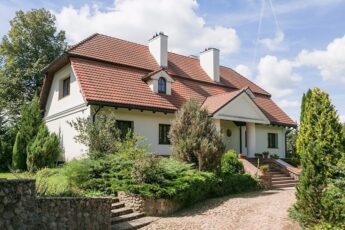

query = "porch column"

[246,122,256,157]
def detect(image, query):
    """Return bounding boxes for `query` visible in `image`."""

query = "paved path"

[143,188,301,230]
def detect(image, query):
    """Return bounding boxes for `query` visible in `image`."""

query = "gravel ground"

[143,188,301,230]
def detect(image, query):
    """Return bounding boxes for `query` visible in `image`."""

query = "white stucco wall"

[214,93,269,125]
[45,64,86,117]
[45,107,90,160]
[98,107,174,155]
[219,120,240,154]
[44,63,90,161]
[219,122,287,158]
[255,125,286,158]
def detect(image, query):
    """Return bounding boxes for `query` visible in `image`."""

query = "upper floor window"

[158,77,166,93]
[268,133,278,148]
[60,76,70,99]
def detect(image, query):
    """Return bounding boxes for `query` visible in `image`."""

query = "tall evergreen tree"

[11,96,42,170]
[294,88,344,226]
[0,9,66,116]
[12,131,27,170]
[169,98,225,171]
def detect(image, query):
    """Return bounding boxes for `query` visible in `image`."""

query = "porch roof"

[202,88,271,125]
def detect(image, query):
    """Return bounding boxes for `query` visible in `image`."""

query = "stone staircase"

[111,197,159,230]
[247,158,298,189]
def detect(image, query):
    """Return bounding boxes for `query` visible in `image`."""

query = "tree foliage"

[0,8,66,115]
[169,98,225,171]
[12,96,42,170]
[27,124,61,172]
[12,131,27,170]
[69,113,123,158]
[294,88,345,227]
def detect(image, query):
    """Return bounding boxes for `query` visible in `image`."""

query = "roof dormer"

[143,70,174,95]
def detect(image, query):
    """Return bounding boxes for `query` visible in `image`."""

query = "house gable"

[44,63,87,119]
[213,92,270,124]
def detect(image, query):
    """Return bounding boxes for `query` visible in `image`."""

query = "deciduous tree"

[0,9,66,116]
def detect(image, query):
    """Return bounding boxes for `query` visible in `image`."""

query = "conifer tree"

[12,131,27,170]
[12,96,42,170]
[169,98,225,171]
[294,88,344,226]
[27,124,61,172]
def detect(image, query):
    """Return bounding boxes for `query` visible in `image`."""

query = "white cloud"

[259,30,286,51]
[340,115,345,123]
[234,64,252,79]
[256,55,301,98]
[297,35,345,84]
[277,99,300,109]
[53,0,240,55]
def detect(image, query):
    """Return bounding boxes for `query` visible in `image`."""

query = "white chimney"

[200,48,220,82]
[149,32,168,68]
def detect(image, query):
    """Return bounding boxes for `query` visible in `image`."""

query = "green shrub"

[27,124,61,172]
[220,150,243,175]
[213,174,259,196]
[68,113,122,158]
[35,168,82,197]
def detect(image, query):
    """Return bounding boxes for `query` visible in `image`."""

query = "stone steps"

[246,158,299,189]
[112,217,160,230]
[112,212,145,224]
[111,198,158,230]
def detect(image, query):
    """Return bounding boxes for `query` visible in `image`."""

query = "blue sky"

[1,0,345,123]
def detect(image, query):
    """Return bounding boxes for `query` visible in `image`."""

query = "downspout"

[239,126,242,154]
[92,105,102,123]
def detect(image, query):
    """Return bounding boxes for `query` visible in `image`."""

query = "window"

[62,77,70,98]
[158,77,166,93]
[116,120,134,138]
[268,133,278,148]
[159,124,170,144]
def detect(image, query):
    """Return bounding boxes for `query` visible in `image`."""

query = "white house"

[40,33,296,161]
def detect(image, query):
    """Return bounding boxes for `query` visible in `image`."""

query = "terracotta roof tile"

[43,34,296,127]
[202,90,243,114]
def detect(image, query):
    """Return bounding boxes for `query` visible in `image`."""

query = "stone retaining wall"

[118,191,182,216]
[0,179,112,230]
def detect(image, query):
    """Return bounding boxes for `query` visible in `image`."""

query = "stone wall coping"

[0,179,35,183]
[36,197,112,201]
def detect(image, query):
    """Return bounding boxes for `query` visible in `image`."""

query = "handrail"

[272,159,301,180]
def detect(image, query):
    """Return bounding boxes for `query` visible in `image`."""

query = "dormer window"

[144,70,174,95]
[158,77,166,93]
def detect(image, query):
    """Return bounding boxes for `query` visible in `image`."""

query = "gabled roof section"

[64,33,270,96]
[202,88,270,125]
[40,34,296,127]
[142,69,174,82]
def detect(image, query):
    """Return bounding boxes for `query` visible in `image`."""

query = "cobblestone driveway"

[143,188,301,230]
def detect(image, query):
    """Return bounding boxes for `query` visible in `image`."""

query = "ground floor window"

[159,124,171,144]
[117,120,134,138]
[268,133,278,148]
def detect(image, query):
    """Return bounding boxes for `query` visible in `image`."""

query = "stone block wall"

[118,191,182,216]
[0,179,112,230]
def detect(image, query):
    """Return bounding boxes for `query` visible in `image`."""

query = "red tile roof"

[202,90,243,114]
[42,33,296,127]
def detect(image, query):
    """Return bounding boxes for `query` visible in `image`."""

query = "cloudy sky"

[1,0,345,123]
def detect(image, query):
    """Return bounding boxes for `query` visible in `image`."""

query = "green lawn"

[0,172,33,179]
